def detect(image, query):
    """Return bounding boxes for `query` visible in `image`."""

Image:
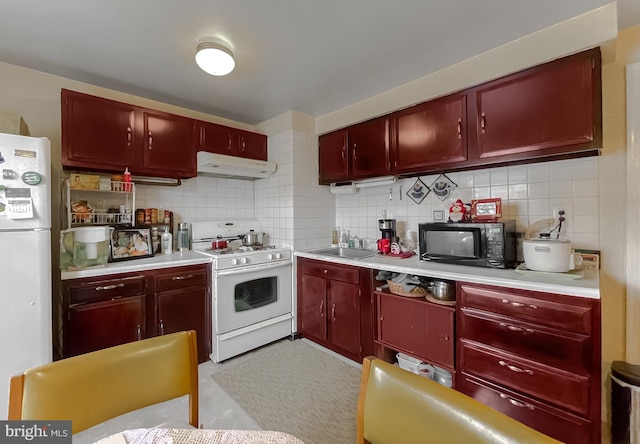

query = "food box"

[70,173,100,190]
[396,352,423,373]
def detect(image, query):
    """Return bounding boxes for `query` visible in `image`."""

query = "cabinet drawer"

[458,373,592,444]
[153,265,209,292]
[66,274,147,305]
[458,283,592,334]
[303,259,359,284]
[459,340,590,415]
[459,308,591,372]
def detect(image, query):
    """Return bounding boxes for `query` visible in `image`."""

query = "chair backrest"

[356,356,561,444]
[8,330,199,434]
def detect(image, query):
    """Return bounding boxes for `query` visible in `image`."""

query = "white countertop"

[61,251,212,280]
[294,249,600,299]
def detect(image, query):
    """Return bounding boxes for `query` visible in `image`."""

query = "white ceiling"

[0,1,638,125]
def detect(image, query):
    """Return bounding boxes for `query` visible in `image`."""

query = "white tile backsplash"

[335,157,600,250]
[135,145,600,252]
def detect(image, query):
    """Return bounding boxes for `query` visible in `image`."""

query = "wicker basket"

[387,280,429,297]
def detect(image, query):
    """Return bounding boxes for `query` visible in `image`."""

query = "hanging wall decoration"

[406,178,430,204]
[430,173,457,201]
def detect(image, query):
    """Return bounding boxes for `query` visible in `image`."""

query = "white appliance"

[191,219,292,362]
[196,151,277,180]
[0,133,52,418]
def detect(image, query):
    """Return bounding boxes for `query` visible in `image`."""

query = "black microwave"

[418,221,517,269]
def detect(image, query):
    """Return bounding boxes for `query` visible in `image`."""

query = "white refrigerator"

[0,132,52,419]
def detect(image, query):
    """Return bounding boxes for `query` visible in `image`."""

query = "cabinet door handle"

[319,300,324,316]
[159,320,165,335]
[172,274,194,281]
[499,323,534,333]
[136,325,142,340]
[323,269,328,274]
[96,283,125,291]
[501,299,537,310]
[457,118,462,139]
[499,393,535,410]
[480,112,486,134]
[126,126,132,146]
[498,360,534,375]
[341,147,346,161]
[331,303,336,321]
[352,144,357,161]
[148,131,153,149]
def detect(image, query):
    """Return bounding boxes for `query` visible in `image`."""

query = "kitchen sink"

[309,247,378,259]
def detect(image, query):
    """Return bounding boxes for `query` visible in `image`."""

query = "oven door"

[214,260,292,334]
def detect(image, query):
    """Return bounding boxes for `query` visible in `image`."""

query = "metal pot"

[427,280,456,301]
[240,230,263,246]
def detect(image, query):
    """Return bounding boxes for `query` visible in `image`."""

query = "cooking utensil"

[240,230,263,246]
[523,237,583,272]
[427,280,456,301]
[211,239,228,249]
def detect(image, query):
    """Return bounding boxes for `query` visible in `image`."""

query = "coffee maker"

[378,218,397,239]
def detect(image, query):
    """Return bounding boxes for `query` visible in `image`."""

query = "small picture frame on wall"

[110,227,154,262]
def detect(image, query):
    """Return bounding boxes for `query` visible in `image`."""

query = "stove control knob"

[268,254,274,260]
[275,253,282,259]
[231,258,238,265]
[240,257,247,264]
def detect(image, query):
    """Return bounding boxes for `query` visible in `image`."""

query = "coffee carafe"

[176,222,191,252]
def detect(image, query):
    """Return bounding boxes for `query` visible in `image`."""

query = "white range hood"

[197,151,277,180]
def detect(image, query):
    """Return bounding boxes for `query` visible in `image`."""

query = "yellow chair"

[8,330,199,434]
[357,356,561,444]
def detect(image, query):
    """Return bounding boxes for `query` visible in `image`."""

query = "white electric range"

[190,219,293,363]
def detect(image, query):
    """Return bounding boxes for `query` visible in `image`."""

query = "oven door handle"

[216,260,292,276]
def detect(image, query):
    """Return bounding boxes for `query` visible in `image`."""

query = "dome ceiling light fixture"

[195,39,235,76]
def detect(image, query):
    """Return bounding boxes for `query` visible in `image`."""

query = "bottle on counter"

[123,167,132,192]
[161,226,173,255]
[331,227,340,247]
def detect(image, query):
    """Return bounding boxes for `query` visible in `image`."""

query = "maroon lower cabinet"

[60,264,212,363]
[458,373,592,444]
[296,258,373,363]
[375,290,454,371]
[456,282,601,444]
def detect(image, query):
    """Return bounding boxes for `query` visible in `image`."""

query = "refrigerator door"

[0,133,51,231]
[0,229,52,419]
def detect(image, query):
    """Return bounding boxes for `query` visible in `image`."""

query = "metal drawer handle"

[331,303,336,321]
[499,323,534,333]
[96,283,125,291]
[320,300,324,316]
[171,274,194,280]
[499,393,535,410]
[136,325,142,341]
[159,320,165,335]
[498,360,534,375]
[501,299,537,310]
[457,118,462,139]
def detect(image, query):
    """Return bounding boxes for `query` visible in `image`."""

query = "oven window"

[234,277,277,312]
[426,230,477,257]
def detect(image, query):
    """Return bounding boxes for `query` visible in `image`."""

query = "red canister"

[211,239,228,249]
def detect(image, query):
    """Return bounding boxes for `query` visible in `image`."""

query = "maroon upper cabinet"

[349,115,391,180]
[141,110,197,177]
[62,89,138,172]
[198,121,267,161]
[391,93,467,174]
[318,115,390,184]
[467,48,602,165]
[318,129,349,184]
[61,89,197,178]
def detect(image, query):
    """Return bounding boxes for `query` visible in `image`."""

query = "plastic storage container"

[611,360,640,444]
[396,352,422,373]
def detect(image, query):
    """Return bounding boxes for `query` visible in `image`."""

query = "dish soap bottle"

[161,226,173,255]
